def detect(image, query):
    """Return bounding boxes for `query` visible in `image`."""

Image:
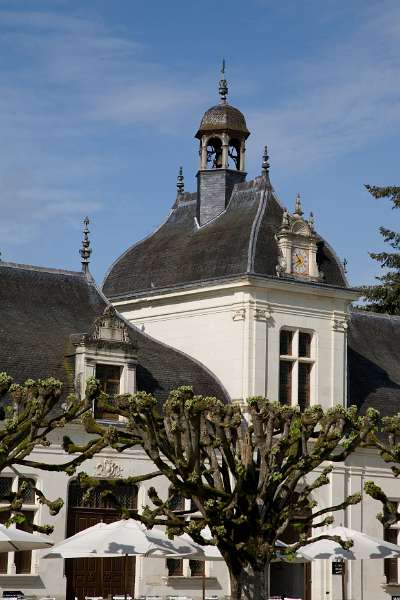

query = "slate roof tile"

[348,311,400,417]
[0,262,228,404]
[103,176,347,299]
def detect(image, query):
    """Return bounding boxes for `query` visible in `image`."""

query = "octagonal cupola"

[195,62,250,225]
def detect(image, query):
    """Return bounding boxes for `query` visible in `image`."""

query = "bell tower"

[195,62,250,225]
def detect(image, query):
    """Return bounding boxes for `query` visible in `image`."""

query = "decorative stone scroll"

[232,308,246,321]
[95,458,123,479]
[254,307,272,322]
[332,316,349,332]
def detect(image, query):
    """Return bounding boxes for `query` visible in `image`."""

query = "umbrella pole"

[341,559,346,600]
[265,561,270,600]
[202,566,205,600]
[124,553,128,600]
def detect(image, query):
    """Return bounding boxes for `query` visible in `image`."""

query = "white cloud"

[246,1,400,172]
[0,8,204,245]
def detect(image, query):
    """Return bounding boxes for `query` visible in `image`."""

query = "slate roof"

[0,262,228,404]
[103,176,348,299]
[348,311,400,417]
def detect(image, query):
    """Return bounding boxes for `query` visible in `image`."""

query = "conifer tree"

[362,185,400,314]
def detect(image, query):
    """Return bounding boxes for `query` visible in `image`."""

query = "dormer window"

[279,329,315,410]
[72,306,137,421]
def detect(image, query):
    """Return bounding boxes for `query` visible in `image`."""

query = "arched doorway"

[66,479,138,600]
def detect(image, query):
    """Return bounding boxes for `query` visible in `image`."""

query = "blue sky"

[0,0,399,288]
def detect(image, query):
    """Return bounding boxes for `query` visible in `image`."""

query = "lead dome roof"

[196,103,250,138]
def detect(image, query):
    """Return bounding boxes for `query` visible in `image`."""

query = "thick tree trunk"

[229,562,271,600]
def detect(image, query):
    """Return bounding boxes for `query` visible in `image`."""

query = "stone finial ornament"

[308,212,315,231]
[177,165,184,195]
[294,193,303,217]
[261,145,270,176]
[218,59,228,104]
[79,216,92,273]
[281,209,290,230]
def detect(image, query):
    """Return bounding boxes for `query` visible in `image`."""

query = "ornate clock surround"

[275,194,320,280]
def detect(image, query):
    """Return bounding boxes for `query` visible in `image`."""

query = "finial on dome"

[261,145,270,176]
[80,216,91,273]
[218,59,228,104]
[309,211,315,230]
[177,166,184,195]
[294,193,303,216]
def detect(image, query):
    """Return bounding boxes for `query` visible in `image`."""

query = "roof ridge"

[350,309,400,321]
[0,261,84,277]
[246,178,271,273]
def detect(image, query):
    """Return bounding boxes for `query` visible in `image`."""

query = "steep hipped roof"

[348,311,400,417]
[103,176,347,299]
[0,262,228,403]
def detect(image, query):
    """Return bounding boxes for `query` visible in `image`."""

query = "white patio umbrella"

[44,519,203,600]
[302,525,400,560]
[178,531,311,600]
[0,523,53,552]
[302,526,400,600]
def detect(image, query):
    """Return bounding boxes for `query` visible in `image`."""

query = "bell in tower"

[195,62,250,225]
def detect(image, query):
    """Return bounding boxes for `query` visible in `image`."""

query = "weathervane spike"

[177,166,184,195]
[218,59,228,104]
[79,216,92,273]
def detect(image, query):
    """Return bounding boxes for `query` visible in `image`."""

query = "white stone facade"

[0,436,229,599]
[111,275,400,600]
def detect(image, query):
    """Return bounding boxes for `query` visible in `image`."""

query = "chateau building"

[0,68,400,600]
[103,71,400,600]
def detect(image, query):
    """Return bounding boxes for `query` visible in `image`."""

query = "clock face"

[292,248,309,275]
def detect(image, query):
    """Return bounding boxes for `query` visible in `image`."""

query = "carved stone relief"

[95,458,124,479]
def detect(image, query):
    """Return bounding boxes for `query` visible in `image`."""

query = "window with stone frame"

[279,329,314,410]
[73,306,137,420]
[165,490,205,578]
[94,363,122,421]
[384,512,400,583]
[0,476,39,575]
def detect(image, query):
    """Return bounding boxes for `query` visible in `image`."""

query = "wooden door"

[66,509,135,600]
[66,481,137,600]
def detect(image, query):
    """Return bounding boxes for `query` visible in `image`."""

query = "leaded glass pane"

[280,330,293,356]
[0,477,13,503]
[166,558,183,576]
[190,559,205,576]
[18,478,35,504]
